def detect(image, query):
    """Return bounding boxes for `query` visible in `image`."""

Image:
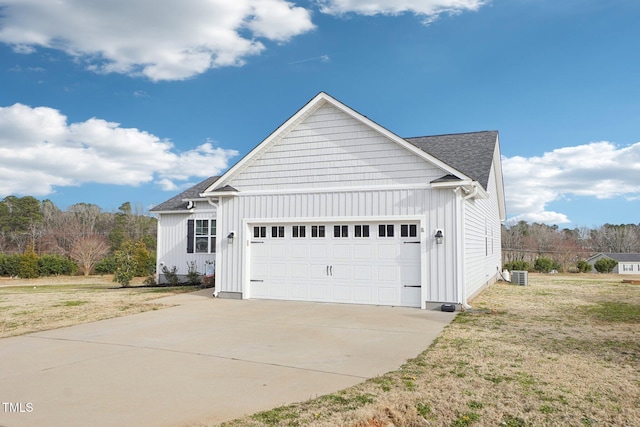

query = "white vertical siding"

[155,201,217,280]
[463,163,502,300]
[216,187,461,304]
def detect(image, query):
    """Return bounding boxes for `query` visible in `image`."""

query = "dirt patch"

[0,275,198,338]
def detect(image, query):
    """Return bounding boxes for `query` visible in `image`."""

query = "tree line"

[0,196,156,279]
[502,221,640,273]
[2,195,638,277]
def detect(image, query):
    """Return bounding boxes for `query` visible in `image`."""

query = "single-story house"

[151,92,506,309]
[586,253,640,274]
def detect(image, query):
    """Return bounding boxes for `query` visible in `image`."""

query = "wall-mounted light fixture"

[227,231,235,242]
[434,229,444,244]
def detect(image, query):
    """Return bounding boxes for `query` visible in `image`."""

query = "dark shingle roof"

[405,131,498,189]
[597,253,640,263]
[150,176,220,212]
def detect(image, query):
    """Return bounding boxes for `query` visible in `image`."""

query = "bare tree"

[70,235,109,276]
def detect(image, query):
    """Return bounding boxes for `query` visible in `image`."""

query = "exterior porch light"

[434,229,444,244]
[227,231,235,242]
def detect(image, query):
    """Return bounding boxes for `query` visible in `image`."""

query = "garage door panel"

[270,283,287,298]
[353,244,372,260]
[269,263,287,279]
[379,265,398,282]
[310,245,327,258]
[291,245,309,258]
[290,263,309,279]
[353,286,373,303]
[310,283,329,300]
[332,284,352,302]
[378,287,397,303]
[378,243,398,260]
[291,284,309,299]
[353,265,371,281]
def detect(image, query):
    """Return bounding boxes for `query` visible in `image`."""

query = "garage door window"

[334,225,349,238]
[253,226,266,238]
[292,225,306,238]
[401,224,418,238]
[311,225,325,238]
[271,226,285,238]
[379,224,394,237]
[354,225,370,238]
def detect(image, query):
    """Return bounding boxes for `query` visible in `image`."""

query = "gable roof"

[150,176,220,212]
[203,92,477,194]
[588,253,640,263]
[405,131,499,189]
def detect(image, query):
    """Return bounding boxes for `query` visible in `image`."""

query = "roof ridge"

[405,130,498,139]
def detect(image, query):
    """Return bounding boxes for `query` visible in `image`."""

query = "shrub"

[0,254,21,277]
[576,260,593,273]
[18,247,40,279]
[161,265,180,285]
[185,261,202,286]
[94,254,117,274]
[503,260,530,272]
[113,241,138,287]
[594,258,618,273]
[132,241,154,277]
[534,256,555,273]
[39,254,77,276]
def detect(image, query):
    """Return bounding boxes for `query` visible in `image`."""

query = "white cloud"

[0,0,315,81]
[0,103,238,196]
[316,0,486,23]
[503,141,640,225]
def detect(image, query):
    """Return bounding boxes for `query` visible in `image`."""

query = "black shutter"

[187,219,194,253]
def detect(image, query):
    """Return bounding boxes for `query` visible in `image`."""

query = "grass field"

[215,274,640,427]
[1,274,638,426]
[0,275,198,338]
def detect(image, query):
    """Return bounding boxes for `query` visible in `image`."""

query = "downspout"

[455,187,472,310]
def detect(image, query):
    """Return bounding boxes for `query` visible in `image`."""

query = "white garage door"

[249,221,422,307]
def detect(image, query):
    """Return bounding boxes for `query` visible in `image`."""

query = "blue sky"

[0,0,638,227]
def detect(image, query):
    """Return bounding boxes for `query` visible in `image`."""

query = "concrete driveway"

[0,290,455,427]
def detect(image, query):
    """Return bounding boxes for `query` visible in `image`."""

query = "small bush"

[186,261,202,286]
[113,241,138,287]
[576,260,593,273]
[161,265,180,285]
[503,260,530,272]
[594,258,618,273]
[18,247,40,279]
[534,256,555,273]
[94,254,117,274]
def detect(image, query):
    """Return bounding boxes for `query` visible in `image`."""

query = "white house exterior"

[151,92,506,309]
[586,253,640,274]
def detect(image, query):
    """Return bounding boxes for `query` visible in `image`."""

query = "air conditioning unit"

[511,270,528,286]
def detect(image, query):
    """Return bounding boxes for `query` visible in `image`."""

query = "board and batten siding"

[156,201,217,280]
[463,162,502,300]
[229,103,445,191]
[215,187,462,305]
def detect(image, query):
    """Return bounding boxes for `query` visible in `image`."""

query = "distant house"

[151,92,506,309]
[586,253,640,274]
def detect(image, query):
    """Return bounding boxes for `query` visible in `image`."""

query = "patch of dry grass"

[0,275,198,338]
[218,274,640,427]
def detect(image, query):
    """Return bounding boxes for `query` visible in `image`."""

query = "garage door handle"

[404,241,420,244]
[403,285,421,288]
[251,241,264,244]
[251,279,264,282]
